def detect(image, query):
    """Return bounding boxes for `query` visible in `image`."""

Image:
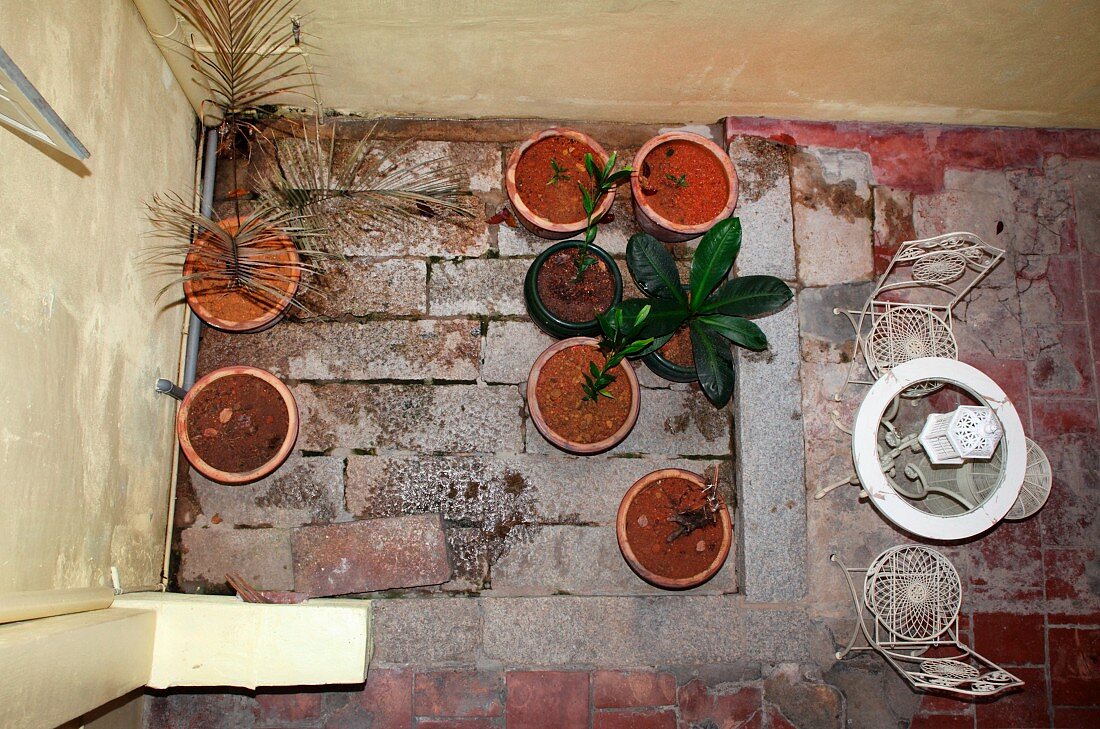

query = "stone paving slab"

[345,454,727,528]
[188,456,347,528]
[791,148,874,286]
[199,320,481,382]
[292,258,428,318]
[728,136,796,281]
[479,597,810,666]
[429,258,528,317]
[496,185,637,257]
[489,525,738,596]
[797,282,874,364]
[525,387,731,457]
[331,209,493,258]
[294,383,525,453]
[371,597,482,665]
[292,514,452,596]
[179,526,294,592]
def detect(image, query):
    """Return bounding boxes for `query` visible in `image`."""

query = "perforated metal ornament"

[864,545,961,641]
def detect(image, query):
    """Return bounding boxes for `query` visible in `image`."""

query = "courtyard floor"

[148,117,1099,728]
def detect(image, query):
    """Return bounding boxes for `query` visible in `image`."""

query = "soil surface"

[536,344,632,445]
[637,140,728,225]
[624,476,724,580]
[659,325,695,368]
[515,136,598,224]
[185,233,297,325]
[536,248,616,323]
[187,374,289,473]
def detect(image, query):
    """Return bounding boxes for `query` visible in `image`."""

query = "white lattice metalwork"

[968,438,1052,521]
[832,546,1025,700]
[919,406,1002,465]
[833,232,1004,401]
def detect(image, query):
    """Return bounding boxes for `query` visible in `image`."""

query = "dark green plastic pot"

[524,241,623,339]
[642,346,698,383]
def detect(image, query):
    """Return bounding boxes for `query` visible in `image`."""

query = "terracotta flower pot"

[183,218,302,333]
[630,132,738,243]
[616,468,732,590]
[177,366,299,485]
[526,337,641,455]
[523,241,623,339]
[505,128,616,240]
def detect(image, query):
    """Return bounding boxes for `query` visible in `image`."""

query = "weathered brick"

[490,525,737,596]
[525,386,731,456]
[592,710,676,729]
[429,259,528,317]
[179,526,294,591]
[291,514,451,596]
[198,320,481,382]
[324,667,413,728]
[593,671,677,708]
[189,456,345,528]
[294,383,524,453]
[505,672,590,729]
[791,148,874,286]
[729,136,796,281]
[293,257,427,318]
[678,680,762,728]
[345,454,726,527]
[413,670,504,717]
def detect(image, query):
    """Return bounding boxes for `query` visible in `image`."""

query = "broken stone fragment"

[291,513,452,597]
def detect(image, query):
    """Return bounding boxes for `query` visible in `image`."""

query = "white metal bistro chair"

[834,232,1005,401]
[832,545,1024,699]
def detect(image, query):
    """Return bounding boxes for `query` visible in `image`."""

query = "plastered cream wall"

[0,0,195,593]
[302,0,1100,129]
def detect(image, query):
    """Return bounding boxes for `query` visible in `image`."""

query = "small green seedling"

[666,173,688,188]
[581,304,654,402]
[574,151,632,280]
[547,158,570,186]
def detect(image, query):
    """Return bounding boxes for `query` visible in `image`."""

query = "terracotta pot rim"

[176,365,299,485]
[526,337,641,455]
[182,218,301,333]
[505,127,617,235]
[523,241,624,339]
[630,132,739,236]
[616,467,733,590]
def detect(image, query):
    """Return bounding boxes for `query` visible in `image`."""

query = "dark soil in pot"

[514,135,598,224]
[624,475,724,580]
[659,325,695,368]
[536,247,617,324]
[186,374,290,473]
[637,140,729,226]
[536,344,632,444]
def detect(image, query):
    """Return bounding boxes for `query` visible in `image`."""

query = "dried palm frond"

[169,0,315,126]
[254,122,475,249]
[143,192,334,310]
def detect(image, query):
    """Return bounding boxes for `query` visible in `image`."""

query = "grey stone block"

[729,136,796,281]
[798,283,874,364]
[429,259,529,317]
[295,383,524,453]
[734,299,808,602]
[292,258,427,318]
[482,321,552,384]
[480,596,809,665]
[200,320,482,382]
[371,597,482,665]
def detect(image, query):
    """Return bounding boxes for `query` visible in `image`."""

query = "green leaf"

[638,332,674,357]
[689,218,742,311]
[700,275,793,316]
[690,319,735,408]
[605,169,632,186]
[579,184,594,215]
[626,233,687,305]
[584,153,599,182]
[602,152,616,179]
[617,298,688,340]
[698,314,768,351]
[584,225,597,246]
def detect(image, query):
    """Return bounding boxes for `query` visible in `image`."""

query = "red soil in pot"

[536,247,617,323]
[637,140,728,226]
[624,476,724,580]
[535,344,632,444]
[186,374,290,474]
[514,135,598,224]
[659,325,695,368]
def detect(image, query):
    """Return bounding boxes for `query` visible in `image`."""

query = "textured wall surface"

[0,0,195,592]
[298,0,1100,128]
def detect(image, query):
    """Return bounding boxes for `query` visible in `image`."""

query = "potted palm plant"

[526,305,652,454]
[617,466,732,590]
[620,218,793,407]
[630,131,738,242]
[522,151,631,338]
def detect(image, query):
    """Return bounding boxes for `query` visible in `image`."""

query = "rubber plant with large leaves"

[620,218,793,407]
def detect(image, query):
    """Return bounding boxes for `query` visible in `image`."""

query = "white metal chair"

[832,545,1024,699]
[834,232,1005,401]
